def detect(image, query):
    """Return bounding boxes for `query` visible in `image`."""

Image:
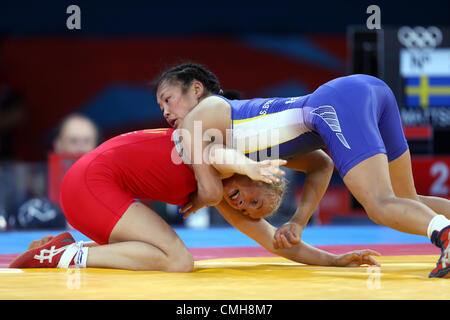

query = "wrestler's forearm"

[216,200,338,266]
[209,144,253,176]
[290,165,333,227]
[193,162,224,205]
[285,153,334,227]
[272,241,337,266]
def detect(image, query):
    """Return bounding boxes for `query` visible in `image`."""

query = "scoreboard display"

[348,26,450,201]
[349,26,450,129]
[384,26,450,129]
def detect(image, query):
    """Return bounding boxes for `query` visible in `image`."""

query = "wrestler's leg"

[343,153,436,235]
[389,149,450,218]
[25,203,193,272]
[86,201,194,272]
[374,78,450,218]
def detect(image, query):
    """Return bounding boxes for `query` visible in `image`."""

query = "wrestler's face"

[156,80,204,129]
[222,174,275,219]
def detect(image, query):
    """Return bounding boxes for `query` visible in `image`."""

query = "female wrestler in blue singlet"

[155,63,450,278]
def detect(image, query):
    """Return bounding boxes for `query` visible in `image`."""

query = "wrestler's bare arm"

[215,200,380,267]
[209,144,286,184]
[271,150,334,250]
[180,97,231,209]
[284,150,334,227]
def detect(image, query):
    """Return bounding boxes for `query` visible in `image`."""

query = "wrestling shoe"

[9,232,82,268]
[429,225,450,278]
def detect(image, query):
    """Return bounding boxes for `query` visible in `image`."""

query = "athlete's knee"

[417,194,443,210]
[417,194,431,203]
[167,249,194,273]
[360,194,397,225]
[165,241,194,273]
[394,190,420,201]
[391,179,419,200]
[178,251,194,273]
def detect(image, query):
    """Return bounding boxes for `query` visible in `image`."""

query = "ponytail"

[220,89,242,100]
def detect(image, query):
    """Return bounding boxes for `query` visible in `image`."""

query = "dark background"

[1,0,449,161]
[0,0,449,228]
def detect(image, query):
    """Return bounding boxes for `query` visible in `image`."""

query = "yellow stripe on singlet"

[142,129,170,134]
[232,113,272,125]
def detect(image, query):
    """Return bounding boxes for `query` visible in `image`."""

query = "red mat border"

[190,243,440,261]
[0,243,439,268]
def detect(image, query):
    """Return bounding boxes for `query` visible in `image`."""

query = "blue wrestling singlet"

[216,74,409,178]
[216,95,326,160]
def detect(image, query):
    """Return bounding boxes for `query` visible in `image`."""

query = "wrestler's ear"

[191,81,205,99]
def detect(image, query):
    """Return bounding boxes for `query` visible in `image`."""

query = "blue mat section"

[0,225,430,254]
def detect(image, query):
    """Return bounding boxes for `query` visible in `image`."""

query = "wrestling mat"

[0,226,448,300]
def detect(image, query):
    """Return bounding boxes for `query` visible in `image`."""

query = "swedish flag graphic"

[404,76,450,108]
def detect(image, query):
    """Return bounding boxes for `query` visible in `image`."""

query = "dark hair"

[221,89,241,100]
[154,63,241,99]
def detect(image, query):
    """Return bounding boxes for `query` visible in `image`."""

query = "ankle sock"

[427,215,450,241]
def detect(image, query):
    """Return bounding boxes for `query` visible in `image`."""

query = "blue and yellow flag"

[404,76,450,108]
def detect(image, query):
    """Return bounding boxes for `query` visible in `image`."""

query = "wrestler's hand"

[244,159,287,184]
[27,235,54,250]
[273,222,302,249]
[333,250,381,267]
[179,192,206,219]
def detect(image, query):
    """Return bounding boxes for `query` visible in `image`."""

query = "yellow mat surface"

[1,255,448,300]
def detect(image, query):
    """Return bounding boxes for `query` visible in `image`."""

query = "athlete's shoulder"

[185,95,231,122]
[199,95,231,111]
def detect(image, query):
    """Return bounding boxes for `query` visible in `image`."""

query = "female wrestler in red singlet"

[10,128,380,272]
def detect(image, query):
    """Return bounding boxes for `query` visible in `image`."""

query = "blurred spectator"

[7,113,100,230]
[53,113,99,154]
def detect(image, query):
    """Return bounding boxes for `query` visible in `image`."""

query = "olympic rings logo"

[397,26,443,48]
